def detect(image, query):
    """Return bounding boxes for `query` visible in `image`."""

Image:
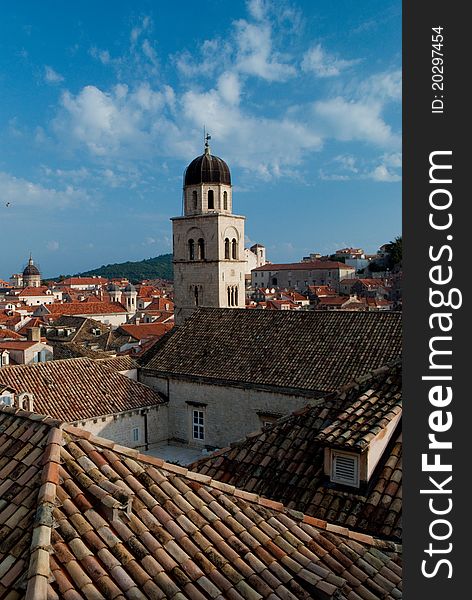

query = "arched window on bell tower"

[232,238,238,260]
[223,191,228,210]
[208,189,214,210]
[188,239,195,260]
[227,287,231,306]
[194,286,199,306]
[224,238,230,259]
[198,238,205,260]
[192,190,197,210]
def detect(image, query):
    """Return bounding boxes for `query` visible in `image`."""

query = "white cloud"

[44,66,64,83]
[182,77,321,179]
[370,164,401,182]
[56,84,167,156]
[313,97,399,148]
[0,171,89,208]
[350,69,402,103]
[90,47,111,65]
[234,19,295,81]
[302,44,359,78]
[368,152,402,181]
[47,240,60,251]
[247,0,267,21]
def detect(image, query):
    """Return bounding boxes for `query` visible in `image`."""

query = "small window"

[208,190,214,210]
[0,395,13,406]
[232,238,238,260]
[194,286,199,306]
[223,191,228,210]
[132,427,140,442]
[188,239,195,260]
[192,410,204,440]
[224,238,230,259]
[331,451,359,487]
[198,238,205,260]
[192,190,198,210]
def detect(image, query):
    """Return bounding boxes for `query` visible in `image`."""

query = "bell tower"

[172,136,246,324]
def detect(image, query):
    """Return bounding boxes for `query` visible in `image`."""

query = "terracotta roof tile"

[0,357,165,422]
[0,406,402,598]
[144,309,401,395]
[192,363,402,542]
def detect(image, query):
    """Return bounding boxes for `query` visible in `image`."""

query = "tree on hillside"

[385,236,402,268]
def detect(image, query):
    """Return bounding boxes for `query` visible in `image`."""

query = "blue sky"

[0,0,401,279]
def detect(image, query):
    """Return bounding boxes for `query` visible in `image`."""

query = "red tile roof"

[0,329,23,340]
[143,298,174,312]
[192,363,403,542]
[41,301,128,316]
[253,261,355,271]
[0,357,165,421]
[118,322,174,341]
[18,286,50,297]
[0,406,402,599]
[57,277,109,286]
[0,340,39,350]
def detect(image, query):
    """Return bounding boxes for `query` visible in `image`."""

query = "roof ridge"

[25,425,64,598]
[0,405,61,427]
[60,422,402,552]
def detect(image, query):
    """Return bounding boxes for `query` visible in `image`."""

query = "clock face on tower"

[171,140,246,324]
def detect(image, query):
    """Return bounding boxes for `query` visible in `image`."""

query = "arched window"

[198,238,205,260]
[272,277,278,286]
[208,189,214,210]
[227,286,231,306]
[192,190,197,210]
[230,287,235,306]
[232,238,238,260]
[224,238,230,259]
[223,191,228,210]
[235,286,238,306]
[194,286,199,306]
[188,239,195,260]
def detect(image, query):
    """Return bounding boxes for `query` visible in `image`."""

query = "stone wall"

[70,404,169,450]
[140,373,319,450]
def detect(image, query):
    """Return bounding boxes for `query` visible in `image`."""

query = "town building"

[21,254,42,288]
[252,261,355,292]
[0,357,167,448]
[172,137,246,324]
[140,308,402,450]
[192,361,402,542]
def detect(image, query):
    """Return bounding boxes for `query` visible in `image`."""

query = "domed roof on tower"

[124,283,136,292]
[184,133,231,186]
[23,255,40,276]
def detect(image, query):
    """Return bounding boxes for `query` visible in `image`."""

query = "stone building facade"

[172,138,246,324]
[141,308,402,451]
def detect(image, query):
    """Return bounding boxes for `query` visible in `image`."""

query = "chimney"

[16,392,34,412]
[26,327,41,342]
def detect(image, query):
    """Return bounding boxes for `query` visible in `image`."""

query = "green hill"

[77,254,173,283]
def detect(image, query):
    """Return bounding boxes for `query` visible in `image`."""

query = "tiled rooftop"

[0,357,165,422]
[143,309,402,395]
[315,374,401,450]
[253,262,355,271]
[191,363,402,542]
[0,406,402,599]
[38,302,128,316]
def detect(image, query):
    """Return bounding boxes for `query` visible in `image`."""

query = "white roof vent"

[331,451,359,488]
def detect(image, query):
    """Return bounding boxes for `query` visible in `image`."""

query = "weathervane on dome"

[203,126,211,154]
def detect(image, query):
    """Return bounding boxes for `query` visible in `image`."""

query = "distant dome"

[108,283,119,292]
[184,142,231,186]
[124,283,136,292]
[23,256,40,276]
